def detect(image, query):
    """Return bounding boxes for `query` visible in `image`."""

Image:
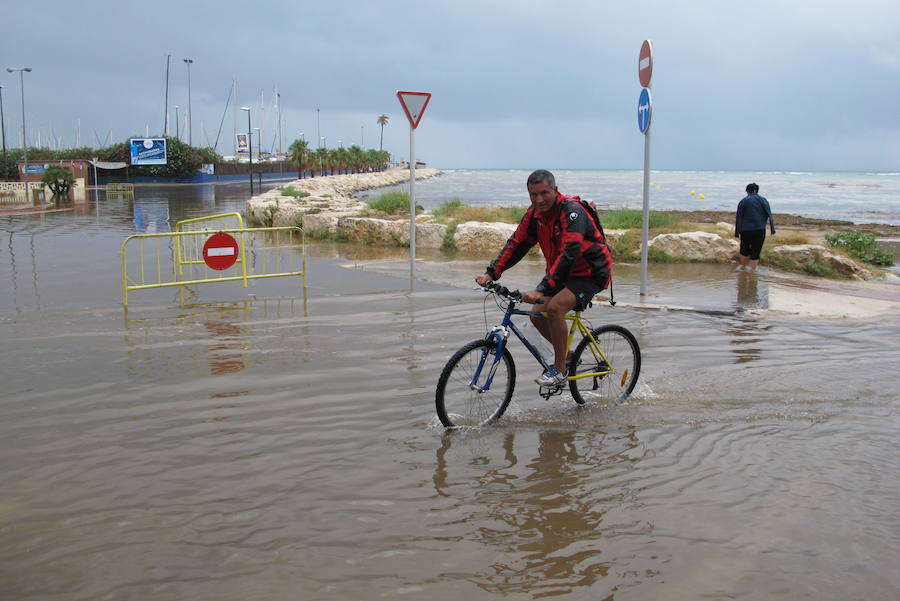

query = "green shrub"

[442,221,459,250]
[366,190,409,214]
[825,230,895,266]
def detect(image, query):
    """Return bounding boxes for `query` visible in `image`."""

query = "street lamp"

[175,105,180,140]
[0,85,7,175]
[241,106,252,194]
[6,67,31,201]
[320,136,326,175]
[183,58,193,146]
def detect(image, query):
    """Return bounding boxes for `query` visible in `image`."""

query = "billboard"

[129,138,168,166]
[236,133,249,155]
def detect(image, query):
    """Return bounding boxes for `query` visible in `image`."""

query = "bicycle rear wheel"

[569,325,640,405]
[435,339,516,428]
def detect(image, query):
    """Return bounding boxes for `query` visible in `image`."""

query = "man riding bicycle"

[475,169,612,388]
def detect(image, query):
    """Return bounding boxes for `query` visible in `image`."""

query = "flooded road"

[1,186,899,600]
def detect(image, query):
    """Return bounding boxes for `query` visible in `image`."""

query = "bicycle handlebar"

[479,281,522,301]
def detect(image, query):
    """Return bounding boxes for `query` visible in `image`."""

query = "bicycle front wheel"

[569,325,641,405]
[435,339,516,428]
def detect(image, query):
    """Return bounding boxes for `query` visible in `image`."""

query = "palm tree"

[376,114,389,151]
[289,138,310,178]
[347,145,364,173]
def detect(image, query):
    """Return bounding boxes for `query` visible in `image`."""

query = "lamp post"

[0,85,7,176]
[320,136,326,175]
[163,54,170,135]
[6,67,31,200]
[183,58,193,146]
[241,106,252,194]
[175,105,180,140]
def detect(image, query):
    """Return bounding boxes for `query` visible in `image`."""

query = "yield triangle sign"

[396,90,431,129]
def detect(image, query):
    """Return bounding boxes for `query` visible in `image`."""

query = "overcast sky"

[2,0,898,171]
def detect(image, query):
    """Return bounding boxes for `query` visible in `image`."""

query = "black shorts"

[739,229,766,260]
[546,274,607,311]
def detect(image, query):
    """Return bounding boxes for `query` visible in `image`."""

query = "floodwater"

[1,186,899,600]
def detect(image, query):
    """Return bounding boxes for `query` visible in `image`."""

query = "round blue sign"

[638,88,652,134]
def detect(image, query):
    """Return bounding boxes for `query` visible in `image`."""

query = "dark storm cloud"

[2,0,898,170]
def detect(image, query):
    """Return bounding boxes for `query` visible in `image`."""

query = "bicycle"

[435,282,641,428]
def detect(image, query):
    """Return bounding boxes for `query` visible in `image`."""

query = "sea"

[365,169,900,226]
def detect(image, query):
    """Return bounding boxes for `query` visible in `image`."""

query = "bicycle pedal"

[537,382,565,399]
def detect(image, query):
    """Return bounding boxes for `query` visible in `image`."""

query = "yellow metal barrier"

[106,183,134,192]
[120,220,306,306]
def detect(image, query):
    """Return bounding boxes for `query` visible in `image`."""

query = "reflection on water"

[735,270,768,311]
[435,428,640,595]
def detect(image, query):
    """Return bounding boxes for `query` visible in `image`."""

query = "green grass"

[366,190,410,214]
[431,198,527,224]
[278,186,309,199]
[600,208,681,230]
[433,198,466,218]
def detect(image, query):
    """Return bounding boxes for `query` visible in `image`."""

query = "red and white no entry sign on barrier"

[202,232,239,270]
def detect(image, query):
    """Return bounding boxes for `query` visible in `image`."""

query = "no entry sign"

[203,232,239,270]
[639,40,653,88]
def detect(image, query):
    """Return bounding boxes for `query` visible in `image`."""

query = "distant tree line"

[0,135,392,181]
[288,139,390,177]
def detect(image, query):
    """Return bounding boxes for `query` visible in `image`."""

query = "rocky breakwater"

[245,168,442,238]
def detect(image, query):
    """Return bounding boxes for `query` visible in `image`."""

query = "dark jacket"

[486,193,611,294]
[735,193,775,235]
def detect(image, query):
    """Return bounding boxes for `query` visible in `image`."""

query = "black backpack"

[563,197,616,306]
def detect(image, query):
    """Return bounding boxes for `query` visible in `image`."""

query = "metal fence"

[120,212,307,306]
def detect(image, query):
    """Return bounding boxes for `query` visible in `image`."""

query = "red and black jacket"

[486,193,611,294]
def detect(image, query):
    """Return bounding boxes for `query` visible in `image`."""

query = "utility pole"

[164,54,170,135]
[183,58,193,145]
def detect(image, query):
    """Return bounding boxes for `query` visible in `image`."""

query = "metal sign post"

[396,90,431,284]
[637,40,654,297]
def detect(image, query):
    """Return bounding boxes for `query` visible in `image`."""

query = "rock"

[329,216,447,248]
[604,229,627,245]
[772,244,873,280]
[715,222,734,234]
[648,231,739,261]
[301,212,341,235]
[454,221,518,254]
[340,217,406,245]
[404,221,447,249]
